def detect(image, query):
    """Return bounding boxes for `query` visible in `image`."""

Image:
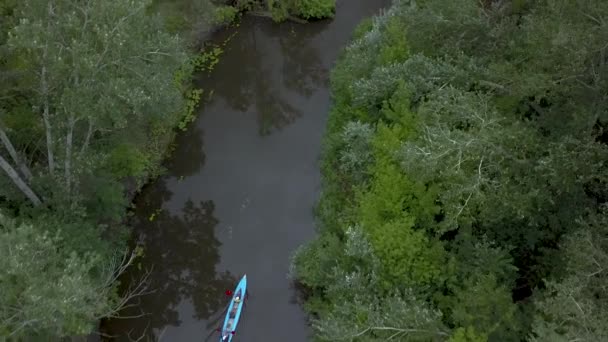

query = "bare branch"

[7,319,39,337]
[80,117,94,157]
[95,2,148,71]
[0,154,42,206]
[455,157,484,220]
[0,118,33,180]
[581,12,603,26]
[334,326,449,341]
[96,249,155,320]
[127,321,150,342]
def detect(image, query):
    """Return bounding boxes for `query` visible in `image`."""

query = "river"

[102,1,389,340]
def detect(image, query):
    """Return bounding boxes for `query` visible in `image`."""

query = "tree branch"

[0,118,33,180]
[79,117,94,157]
[97,249,155,320]
[0,154,42,206]
[335,326,449,340]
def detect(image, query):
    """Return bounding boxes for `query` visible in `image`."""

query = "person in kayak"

[229,305,237,318]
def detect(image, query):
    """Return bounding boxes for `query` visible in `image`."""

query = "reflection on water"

[103,181,236,339]
[165,124,206,178]
[197,18,329,136]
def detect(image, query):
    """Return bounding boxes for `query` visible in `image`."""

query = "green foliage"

[0,0,18,44]
[263,0,335,22]
[177,88,203,131]
[291,232,346,290]
[174,46,223,131]
[530,206,608,341]
[235,0,257,11]
[192,46,223,73]
[447,274,520,340]
[81,176,128,222]
[267,0,290,22]
[295,226,449,341]
[293,0,608,340]
[106,144,149,179]
[213,5,239,25]
[352,17,373,40]
[175,46,223,91]
[291,0,335,20]
[148,0,218,37]
[358,156,445,288]
[338,121,374,183]
[377,15,409,65]
[0,0,206,337]
[449,327,488,342]
[0,214,116,338]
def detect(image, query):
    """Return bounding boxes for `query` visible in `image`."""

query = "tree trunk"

[42,3,55,175]
[65,114,75,195]
[0,119,33,180]
[0,154,42,206]
[80,117,93,156]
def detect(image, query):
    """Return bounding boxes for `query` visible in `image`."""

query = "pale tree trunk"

[64,114,75,195]
[0,120,33,180]
[79,117,93,157]
[0,154,42,206]
[41,2,55,175]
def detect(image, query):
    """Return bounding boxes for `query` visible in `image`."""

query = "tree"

[0,0,190,338]
[301,226,450,341]
[2,0,187,205]
[530,206,608,341]
[0,213,148,338]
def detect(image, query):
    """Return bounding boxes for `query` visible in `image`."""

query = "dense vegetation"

[0,0,195,338]
[0,0,337,338]
[232,0,336,22]
[292,0,608,341]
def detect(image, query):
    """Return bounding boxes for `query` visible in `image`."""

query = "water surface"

[103,1,389,340]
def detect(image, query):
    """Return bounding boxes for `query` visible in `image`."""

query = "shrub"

[292,0,335,19]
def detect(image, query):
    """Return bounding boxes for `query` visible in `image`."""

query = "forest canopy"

[292,0,608,341]
[0,0,204,338]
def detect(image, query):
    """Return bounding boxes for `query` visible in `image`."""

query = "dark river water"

[102,1,388,340]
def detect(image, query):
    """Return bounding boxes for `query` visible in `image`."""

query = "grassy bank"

[292,0,608,341]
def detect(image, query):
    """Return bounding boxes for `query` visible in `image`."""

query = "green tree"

[2,0,186,205]
[301,226,450,341]
[0,0,190,337]
[0,213,145,338]
[530,207,608,341]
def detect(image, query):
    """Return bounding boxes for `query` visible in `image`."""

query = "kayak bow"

[220,274,247,342]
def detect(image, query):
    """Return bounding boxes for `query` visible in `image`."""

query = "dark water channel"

[102,1,388,340]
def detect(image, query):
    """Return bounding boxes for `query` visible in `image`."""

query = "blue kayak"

[220,274,247,342]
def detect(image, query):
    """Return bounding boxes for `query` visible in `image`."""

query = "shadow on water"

[102,180,236,340]
[199,17,330,136]
[164,124,206,178]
